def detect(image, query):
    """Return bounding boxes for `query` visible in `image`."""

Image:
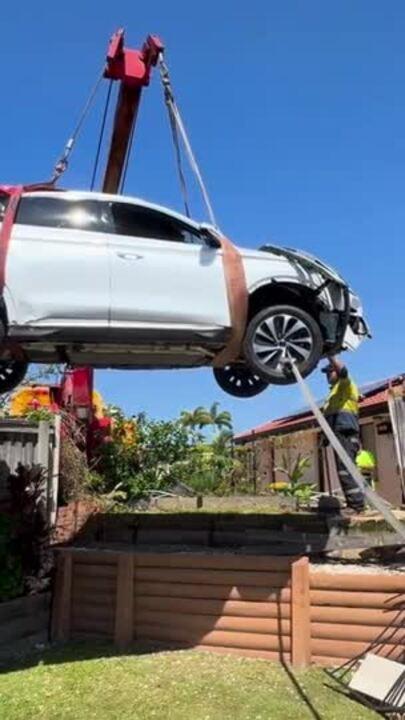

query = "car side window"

[15,196,111,233]
[110,202,204,245]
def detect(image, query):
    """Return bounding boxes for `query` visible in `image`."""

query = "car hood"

[238,243,347,286]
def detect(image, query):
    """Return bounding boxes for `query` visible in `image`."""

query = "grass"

[0,642,379,720]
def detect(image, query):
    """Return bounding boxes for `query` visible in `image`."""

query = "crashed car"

[0,189,370,397]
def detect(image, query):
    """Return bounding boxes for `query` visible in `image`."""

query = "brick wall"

[54,501,98,545]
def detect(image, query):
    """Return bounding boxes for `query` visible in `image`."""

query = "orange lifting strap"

[213,235,249,367]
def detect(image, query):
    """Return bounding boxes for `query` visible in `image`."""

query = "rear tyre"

[213,364,270,398]
[0,348,28,394]
[244,304,323,385]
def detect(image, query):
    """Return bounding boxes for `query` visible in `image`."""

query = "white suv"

[0,190,369,397]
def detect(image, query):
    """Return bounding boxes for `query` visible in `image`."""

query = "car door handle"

[116,252,144,261]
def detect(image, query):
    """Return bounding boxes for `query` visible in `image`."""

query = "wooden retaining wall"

[52,549,405,668]
[310,571,405,667]
[0,593,51,658]
[71,510,405,555]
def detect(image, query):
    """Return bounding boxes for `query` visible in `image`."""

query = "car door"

[6,194,110,327]
[108,200,230,330]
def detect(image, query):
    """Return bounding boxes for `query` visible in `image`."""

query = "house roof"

[234,373,405,442]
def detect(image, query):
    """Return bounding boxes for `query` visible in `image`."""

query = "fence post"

[37,420,51,517]
[49,415,61,527]
[291,556,311,668]
[51,550,73,642]
[114,553,134,650]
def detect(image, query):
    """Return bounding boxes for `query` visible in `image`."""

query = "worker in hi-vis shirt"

[322,357,365,514]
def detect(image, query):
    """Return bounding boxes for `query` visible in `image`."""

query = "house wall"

[273,431,319,488]
[242,412,403,506]
[374,421,403,505]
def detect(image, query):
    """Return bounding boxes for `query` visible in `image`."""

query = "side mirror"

[201,228,221,249]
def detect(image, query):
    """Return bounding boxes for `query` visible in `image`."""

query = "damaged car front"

[259,244,371,354]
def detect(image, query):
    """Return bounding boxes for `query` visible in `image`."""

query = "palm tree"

[211,428,234,451]
[208,402,233,432]
[180,406,211,430]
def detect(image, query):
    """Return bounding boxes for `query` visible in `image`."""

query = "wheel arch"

[247,280,320,322]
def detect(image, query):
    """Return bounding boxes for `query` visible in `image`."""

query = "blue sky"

[2,2,405,431]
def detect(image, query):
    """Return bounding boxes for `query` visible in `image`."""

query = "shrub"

[0,514,23,602]
[7,465,52,596]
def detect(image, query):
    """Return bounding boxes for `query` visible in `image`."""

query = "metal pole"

[251,430,257,495]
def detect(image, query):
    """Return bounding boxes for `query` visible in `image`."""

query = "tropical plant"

[207,402,233,432]
[59,433,89,504]
[25,407,56,424]
[5,464,52,597]
[91,412,192,500]
[0,514,23,601]
[269,452,315,509]
[211,428,234,452]
[133,416,192,494]
[84,403,243,503]
[180,406,211,431]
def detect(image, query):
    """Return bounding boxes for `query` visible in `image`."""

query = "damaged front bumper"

[259,244,371,353]
[342,292,371,351]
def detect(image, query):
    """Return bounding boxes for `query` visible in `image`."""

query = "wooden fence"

[52,549,405,668]
[0,417,60,524]
[0,592,51,658]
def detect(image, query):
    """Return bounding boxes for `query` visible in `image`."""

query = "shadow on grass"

[279,660,324,720]
[0,640,165,675]
[274,592,325,720]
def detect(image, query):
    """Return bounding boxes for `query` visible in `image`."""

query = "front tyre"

[213,364,270,398]
[244,304,323,385]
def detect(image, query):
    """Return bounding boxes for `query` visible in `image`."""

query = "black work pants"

[334,431,365,511]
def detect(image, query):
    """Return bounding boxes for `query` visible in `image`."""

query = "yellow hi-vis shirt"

[356,449,376,471]
[324,374,359,417]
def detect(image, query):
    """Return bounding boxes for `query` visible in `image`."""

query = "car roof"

[22,189,203,231]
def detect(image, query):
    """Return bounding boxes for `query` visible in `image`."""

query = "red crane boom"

[102,29,163,194]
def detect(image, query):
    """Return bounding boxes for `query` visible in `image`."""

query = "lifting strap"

[158,55,217,228]
[159,55,248,366]
[51,71,105,184]
[212,234,248,367]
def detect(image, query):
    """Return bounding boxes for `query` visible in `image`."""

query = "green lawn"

[0,643,378,720]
